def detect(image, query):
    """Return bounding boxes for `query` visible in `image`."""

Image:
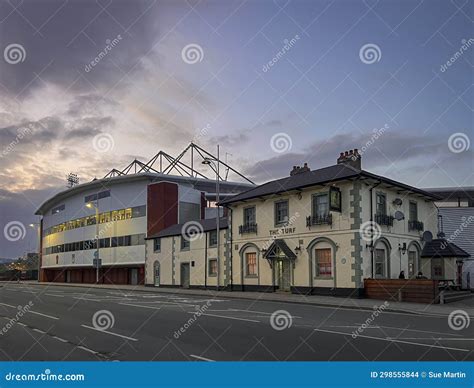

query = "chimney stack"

[337,148,361,170]
[290,163,311,176]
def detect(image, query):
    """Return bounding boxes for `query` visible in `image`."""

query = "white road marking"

[329,325,380,329]
[353,323,462,337]
[387,337,474,341]
[0,303,59,320]
[77,345,98,355]
[44,294,64,298]
[53,336,68,343]
[32,328,46,334]
[81,325,138,341]
[195,313,260,323]
[73,297,101,302]
[313,328,470,352]
[119,303,161,310]
[190,354,215,362]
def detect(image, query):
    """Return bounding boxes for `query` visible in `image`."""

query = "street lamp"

[202,149,220,291]
[86,201,100,283]
[29,222,40,281]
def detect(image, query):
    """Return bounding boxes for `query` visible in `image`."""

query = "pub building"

[146,150,469,296]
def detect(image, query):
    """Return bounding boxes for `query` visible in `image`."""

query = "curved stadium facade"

[35,144,253,285]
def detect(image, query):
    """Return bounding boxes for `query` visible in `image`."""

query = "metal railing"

[408,220,424,231]
[375,213,394,227]
[306,213,332,227]
[239,223,258,234]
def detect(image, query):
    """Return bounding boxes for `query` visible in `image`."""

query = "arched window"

[153,261,160,286]
[407,242,421,278]
[374,238,391,279]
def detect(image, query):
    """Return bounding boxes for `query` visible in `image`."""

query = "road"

[0,283,472,361]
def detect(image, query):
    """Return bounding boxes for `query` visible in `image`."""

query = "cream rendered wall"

[231,182,358,289]
[359,183,438,279]
[145,229,227,287]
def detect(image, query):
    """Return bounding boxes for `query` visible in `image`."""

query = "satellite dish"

[394,211,405,221]
[422,231,433,242]
[392,198,403,206]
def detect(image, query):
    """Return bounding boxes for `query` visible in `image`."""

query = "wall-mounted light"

[295,245,302,254]
[366,243,374,253]
[398,242,407,255]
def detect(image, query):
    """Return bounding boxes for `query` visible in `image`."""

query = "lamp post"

[86,201,100,283]
[202,146,220,291]
[29,222,40,281]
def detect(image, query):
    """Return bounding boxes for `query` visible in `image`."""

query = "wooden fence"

[364,279,439,304]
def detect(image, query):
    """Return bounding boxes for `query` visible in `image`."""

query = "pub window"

[315,248,332,277]
[243,207,256,225]
[376,193,386,216]
[154,238,161,252]
[330,187,341,212]
[312,194,329,218]
[274,200,289,226]
[209,230,218,247]
[409,201,418,221]
[209,259,217,276]
[246,252,257,276]
[181,237,190,250]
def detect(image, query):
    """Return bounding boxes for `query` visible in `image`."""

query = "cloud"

[244,129,474,185]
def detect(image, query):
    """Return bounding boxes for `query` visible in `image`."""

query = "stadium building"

[35,143,253,285]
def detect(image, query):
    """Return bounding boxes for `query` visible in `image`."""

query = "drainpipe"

[227,206,233,291]
[204,232,208,288]
[369,180,381,278]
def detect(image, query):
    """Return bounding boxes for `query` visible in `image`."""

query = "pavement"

[0,282,472,361]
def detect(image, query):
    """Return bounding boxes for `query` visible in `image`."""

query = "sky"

[0,0,472,258]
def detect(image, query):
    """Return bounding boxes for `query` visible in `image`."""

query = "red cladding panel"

[147,182,179,236]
